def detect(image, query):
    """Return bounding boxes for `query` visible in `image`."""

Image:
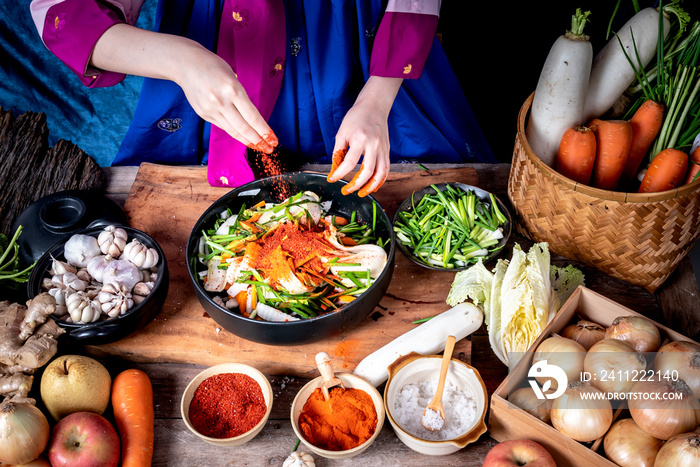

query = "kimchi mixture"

[196,191,389,322]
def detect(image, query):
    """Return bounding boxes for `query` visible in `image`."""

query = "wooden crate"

[488,286,698,466]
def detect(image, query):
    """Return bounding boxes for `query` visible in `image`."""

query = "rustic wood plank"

[85,163,481,375]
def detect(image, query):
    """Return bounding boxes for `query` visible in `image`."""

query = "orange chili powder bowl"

[291,373,385,459]
[181,363,273,447]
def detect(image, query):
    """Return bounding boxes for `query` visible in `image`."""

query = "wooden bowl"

[290,373,385,459]
[383,352,488,455]
[180,363,273,446]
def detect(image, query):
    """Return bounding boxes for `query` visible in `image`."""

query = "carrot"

[556,125,597,184]
[638,148,689,193]
[111,369,154,467]
[620,99,665,188]
[684,146,700,185]
[590,119,633,190]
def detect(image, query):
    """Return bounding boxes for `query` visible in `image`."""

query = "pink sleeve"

[30,0,138,87]
[369,0,441,79]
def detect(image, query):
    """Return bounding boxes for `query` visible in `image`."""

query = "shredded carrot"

[341,236,357,246]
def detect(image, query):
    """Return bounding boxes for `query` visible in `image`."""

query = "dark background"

[2,1,697,164]
[439,0,641,161]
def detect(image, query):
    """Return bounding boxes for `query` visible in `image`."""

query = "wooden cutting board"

[86,163,479,376]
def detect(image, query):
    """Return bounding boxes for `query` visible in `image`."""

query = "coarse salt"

[394,379,477,440]
[421,407,444,430]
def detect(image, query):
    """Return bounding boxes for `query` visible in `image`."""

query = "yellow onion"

[533,335,586,390]
[654,340,700,399]
[584,338,647,394]
[628,378,700,440]
[561,319,606,350]
[550,381,613,442]
[508,386,553,423]
[0,401,50,465]
[603,418,662,467]
[605,315,661,353]
[655,432,700,467]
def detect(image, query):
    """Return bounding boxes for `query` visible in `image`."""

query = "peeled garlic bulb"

[122,239,159,269]
[98,225,128,256]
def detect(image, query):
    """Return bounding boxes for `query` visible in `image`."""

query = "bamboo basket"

[508,93,700,293]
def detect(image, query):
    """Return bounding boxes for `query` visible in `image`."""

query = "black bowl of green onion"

[392,183,511,271]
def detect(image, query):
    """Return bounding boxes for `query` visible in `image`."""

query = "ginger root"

[0,293,64,403]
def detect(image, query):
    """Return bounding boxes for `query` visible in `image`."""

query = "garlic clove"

[49,256,77,276]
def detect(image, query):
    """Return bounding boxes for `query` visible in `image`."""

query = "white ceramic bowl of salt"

[383,352,488,456]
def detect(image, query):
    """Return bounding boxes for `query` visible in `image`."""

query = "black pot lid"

[12,190,128,267]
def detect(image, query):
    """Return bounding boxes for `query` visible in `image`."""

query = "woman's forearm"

[89,23,206,84]
[354,76,404,117]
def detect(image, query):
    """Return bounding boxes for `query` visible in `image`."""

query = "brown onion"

[605,315,661,353]
[654,340,700,399]
[584,338,647,394]
[533,335,586,390]
[0,401,50,465]
[603,418,662,467]
[561,319,606,350]
[628,378,700,440]
[550,381,613,442]
[654,432,700,467]
[508,386,553,423]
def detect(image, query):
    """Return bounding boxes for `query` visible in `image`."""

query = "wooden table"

[88,163,699,466]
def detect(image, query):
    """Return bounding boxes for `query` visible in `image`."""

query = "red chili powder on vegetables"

[188,373,267,438]
[249,222,334,288]
[298,387,378,451]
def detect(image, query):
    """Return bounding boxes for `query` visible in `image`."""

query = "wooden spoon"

[422,334,456,431]
[315,351,344,400]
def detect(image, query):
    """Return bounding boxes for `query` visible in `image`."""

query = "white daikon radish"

[353,302,483,387]
[582,7,671,122]
[526,9,593,167]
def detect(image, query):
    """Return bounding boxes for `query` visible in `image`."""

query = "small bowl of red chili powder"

[181,363,273,446]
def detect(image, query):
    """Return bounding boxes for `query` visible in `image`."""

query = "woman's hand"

[176,48,276,153]
[90,24,275,152]
[328,76,403,196]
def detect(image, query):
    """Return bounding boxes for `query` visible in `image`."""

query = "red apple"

[483,439,556,467]
[48,412,120,467]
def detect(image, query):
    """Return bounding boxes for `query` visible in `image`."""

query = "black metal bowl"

[186,172,396,346]
[392,183,512,271]
[27,226,169,345]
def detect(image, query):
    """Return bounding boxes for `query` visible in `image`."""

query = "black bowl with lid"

[27,226,168,345]
[186,172,395,346]
[12,190,128,268]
